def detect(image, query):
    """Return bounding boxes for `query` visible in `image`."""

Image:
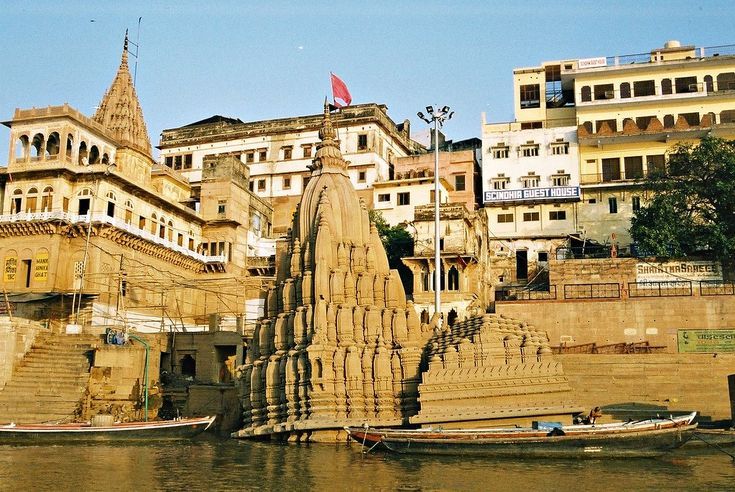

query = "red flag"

[330,72,352,108]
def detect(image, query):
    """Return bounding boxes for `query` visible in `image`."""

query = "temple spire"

[92,31,152,157]
[312,100,347,174]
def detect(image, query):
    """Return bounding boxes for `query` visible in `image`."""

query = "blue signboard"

[484,186,580,204]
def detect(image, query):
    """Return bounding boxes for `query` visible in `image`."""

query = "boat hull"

[347,413,698,458]
[0,417,216,444]
[380,425,697,458]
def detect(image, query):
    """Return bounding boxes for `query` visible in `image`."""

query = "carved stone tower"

[235,104,427,440]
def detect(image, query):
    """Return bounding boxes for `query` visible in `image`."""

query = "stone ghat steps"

[0,333,95,424]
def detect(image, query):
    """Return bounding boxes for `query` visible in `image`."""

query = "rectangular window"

[492,178,509,190]
[632,196,641,211]
[549,210,567,220]
[550,141,569,155]
[397,192,410,206]
[184,154,192,169]
[520,121,543,130]
[551,175,570,186]
[635,116,654,130]
[249,180,254,192]
[165,156,173,168]
[455,174,466,191]
[594,84,615,100]
[497,213,514,223]
[675,76,698,93]
[378,193,390,202]
[139,216,146,229]
[302,144,312,158]
[680,112,700,126]
[633,80,656,97]
[357,134,368,150]
[174,155,183,170]
[522,176,540,188]
[282,146,292,160]
[601,158,621,181]
[608,197,618,214]
[519,84,540,109]
[523,212,540,222]
[624,156,644,179]
[245,151,255,163]
[283,176,291,189]
[596,119,618,132]
[358,171,366,182]
[258,179,266,191]
[492,145,509,159]
[646,154,666,175]
[520,144,539,157]
[258,149,267,161]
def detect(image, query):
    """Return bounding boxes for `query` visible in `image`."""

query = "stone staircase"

[0,331,99,424]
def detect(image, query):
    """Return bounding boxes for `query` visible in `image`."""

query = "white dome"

[664,40,681,49]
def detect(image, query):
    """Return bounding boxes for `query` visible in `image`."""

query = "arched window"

[125,200,134,224]
[11,189,23,214]
[66,134,73,160]
[580,86,591,102]
[25,187,39,213]
[159,217,166,239]
[447,308,458,327]
[167,220,174,242]
[31,133,44,160]
[15,135,30,162]
[420,266,429,292]
[45,132,60,158]
[150,213,158,234]
[78,142,88,165]
[89,145,100,165]
[661,78,672,95]
[581,121,593,134]
[101,153,109,165]
[704,75,714,93]
[663,114,675,128]
[420,309,429,324]
[41,186,54,212]
[448,266,460,291]
[620,82,631,99]
[106,191,116,218]
[716,72,735,91]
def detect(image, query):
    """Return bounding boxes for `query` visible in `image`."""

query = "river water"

[0,437,734,491]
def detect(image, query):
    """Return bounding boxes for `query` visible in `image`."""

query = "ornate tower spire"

[93,31,152,157]
[311,100,347,175]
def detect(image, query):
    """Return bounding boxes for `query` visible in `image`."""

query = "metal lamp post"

[417,106,453,329]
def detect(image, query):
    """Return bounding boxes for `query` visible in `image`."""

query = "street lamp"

[417,105,453,329]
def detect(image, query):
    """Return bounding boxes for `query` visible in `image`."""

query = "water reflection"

[0,438,733,491]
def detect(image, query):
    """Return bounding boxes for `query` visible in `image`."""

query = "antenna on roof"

[127,17,142,86]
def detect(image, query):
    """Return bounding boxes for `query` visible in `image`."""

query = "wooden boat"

[0,416,216,443]
[346,412,697,458]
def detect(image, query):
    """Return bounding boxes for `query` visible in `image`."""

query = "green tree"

[368,210,415,294]
[630,136,735,270]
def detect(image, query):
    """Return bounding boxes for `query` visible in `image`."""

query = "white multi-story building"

[158,105,422,233]
[481,123,580,280]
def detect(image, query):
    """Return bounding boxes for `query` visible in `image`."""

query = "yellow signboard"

[34,250,49,281]
[678,329,735,353]
[3,256,17,282]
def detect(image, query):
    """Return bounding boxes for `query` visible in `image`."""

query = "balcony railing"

[581,171,647,185]
[564,283,620,299]
[628,281,692,297]
[0,211,226,264]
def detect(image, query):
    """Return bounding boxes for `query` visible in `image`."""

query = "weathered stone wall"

[497,295,735,349]
[560,353,735,422]
[0,319,45,389]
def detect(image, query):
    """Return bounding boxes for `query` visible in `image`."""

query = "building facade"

[0,36,270,332]
[158,105,423,234]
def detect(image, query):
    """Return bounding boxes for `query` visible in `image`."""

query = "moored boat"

[0,416,216,443]
[347,412,697,458]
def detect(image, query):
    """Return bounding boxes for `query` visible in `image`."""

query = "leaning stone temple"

[234,104,577,441]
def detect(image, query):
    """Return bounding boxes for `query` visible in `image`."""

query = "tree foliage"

[630,136,735,266]
[368,209,414,269]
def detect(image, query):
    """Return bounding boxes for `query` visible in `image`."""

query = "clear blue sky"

[1,1,734,161]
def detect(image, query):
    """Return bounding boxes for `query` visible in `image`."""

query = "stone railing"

[0,211,226,264]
